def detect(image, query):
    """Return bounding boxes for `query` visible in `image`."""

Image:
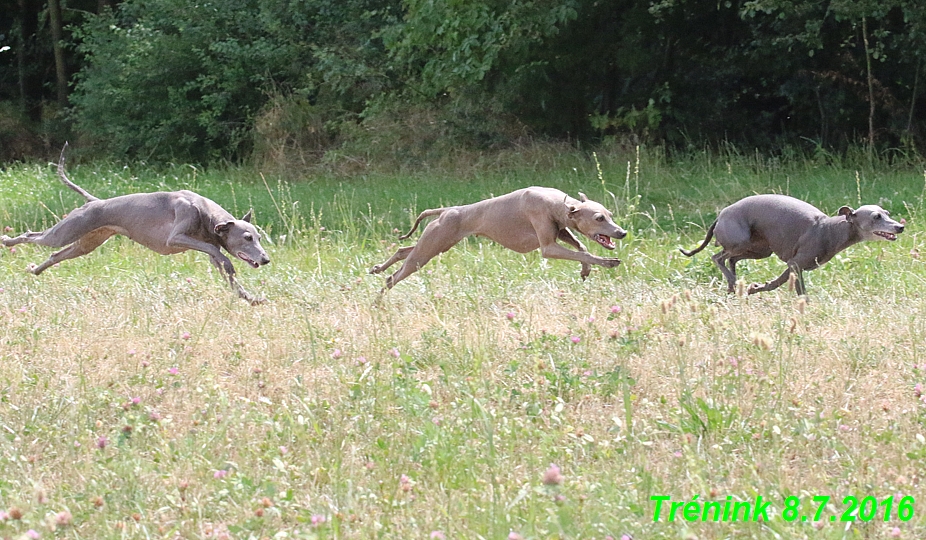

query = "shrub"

[69,0,313,162]
[0,102,51,162]
[252,92,338,173]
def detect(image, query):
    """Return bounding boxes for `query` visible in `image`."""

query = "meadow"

[1,145,925,539]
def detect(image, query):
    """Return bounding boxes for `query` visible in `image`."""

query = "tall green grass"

[1,146,925,539]
[3,144,921,237]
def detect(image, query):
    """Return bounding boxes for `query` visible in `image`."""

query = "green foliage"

[738,0,926,149]
[342,0,582,159]
[53,0,926,164]
[69,0,395,162]
[590,98,665,145]
[6,0,926,165]
[382,0,577,96]
[490,0,669,140]
[70,0,312,161]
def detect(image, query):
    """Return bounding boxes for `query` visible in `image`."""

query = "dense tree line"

[1,0,925,163]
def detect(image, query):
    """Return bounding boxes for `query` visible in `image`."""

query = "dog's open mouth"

[594,234,616,249]
[874,231,899,241]
[237,252,261,268]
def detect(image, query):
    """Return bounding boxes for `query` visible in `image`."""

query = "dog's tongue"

[596,234,615,249]
[238,252,259,267]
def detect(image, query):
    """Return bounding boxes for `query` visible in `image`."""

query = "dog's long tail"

[399,208,445,240]
[57,142,99,203]
[679,220,717,256]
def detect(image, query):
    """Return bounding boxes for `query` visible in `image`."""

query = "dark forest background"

[2,0,925,165]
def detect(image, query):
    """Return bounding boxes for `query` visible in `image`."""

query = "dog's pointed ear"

[241,209,253,223]
[563,195,577,215]
[838,206,855,220]
[214,221,232,235]
[578,192,588,202]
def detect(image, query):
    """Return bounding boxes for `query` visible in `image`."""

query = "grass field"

[1,146,926,539]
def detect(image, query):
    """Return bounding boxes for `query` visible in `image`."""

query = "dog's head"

[215,209,271,268]
[565,192,627,250]
[838,204,905,242]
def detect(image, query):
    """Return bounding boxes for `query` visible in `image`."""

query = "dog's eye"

[596,215,604,222]
[244,233,253,241]
[874,214,881,220]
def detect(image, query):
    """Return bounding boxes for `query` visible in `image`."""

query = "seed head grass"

[0,148,925,538]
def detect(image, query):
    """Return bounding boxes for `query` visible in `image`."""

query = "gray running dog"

[2,144,270,304]
[681,194,904,296]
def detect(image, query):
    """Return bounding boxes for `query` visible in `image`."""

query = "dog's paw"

[602,257,622,268]
[237,287,267,305]
[746,282,764,295]
[240,293,266,305]
[369,265,383,274]
[0,235,12,245]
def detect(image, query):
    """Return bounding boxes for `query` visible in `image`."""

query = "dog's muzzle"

[238,252,270,268]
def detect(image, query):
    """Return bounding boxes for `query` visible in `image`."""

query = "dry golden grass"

[2,147,925,538]
[1,230,924,539]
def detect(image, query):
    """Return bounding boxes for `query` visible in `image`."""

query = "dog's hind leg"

[383,219,467,290]
[370,246,415,275]
[2,204,111,250]
[711,250,739,293]
[28,228,116,274]
[2,231,46,247]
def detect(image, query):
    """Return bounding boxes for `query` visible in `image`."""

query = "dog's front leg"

[747,265,792,295]
[209,252,265,305]
[209,251,265,305]
[166,232,264,305]
[539,242,621,270]
[556,229,592,279]
[209,250,267,306]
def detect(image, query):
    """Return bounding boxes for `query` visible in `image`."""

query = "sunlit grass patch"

[1,149,926,538]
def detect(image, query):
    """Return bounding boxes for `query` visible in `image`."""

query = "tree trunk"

[48,0,68,108]
[907,59,920,137]
[16,0,42,122]
[861,16,875,156]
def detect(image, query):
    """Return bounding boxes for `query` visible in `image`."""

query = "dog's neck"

[822,216,862,253]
